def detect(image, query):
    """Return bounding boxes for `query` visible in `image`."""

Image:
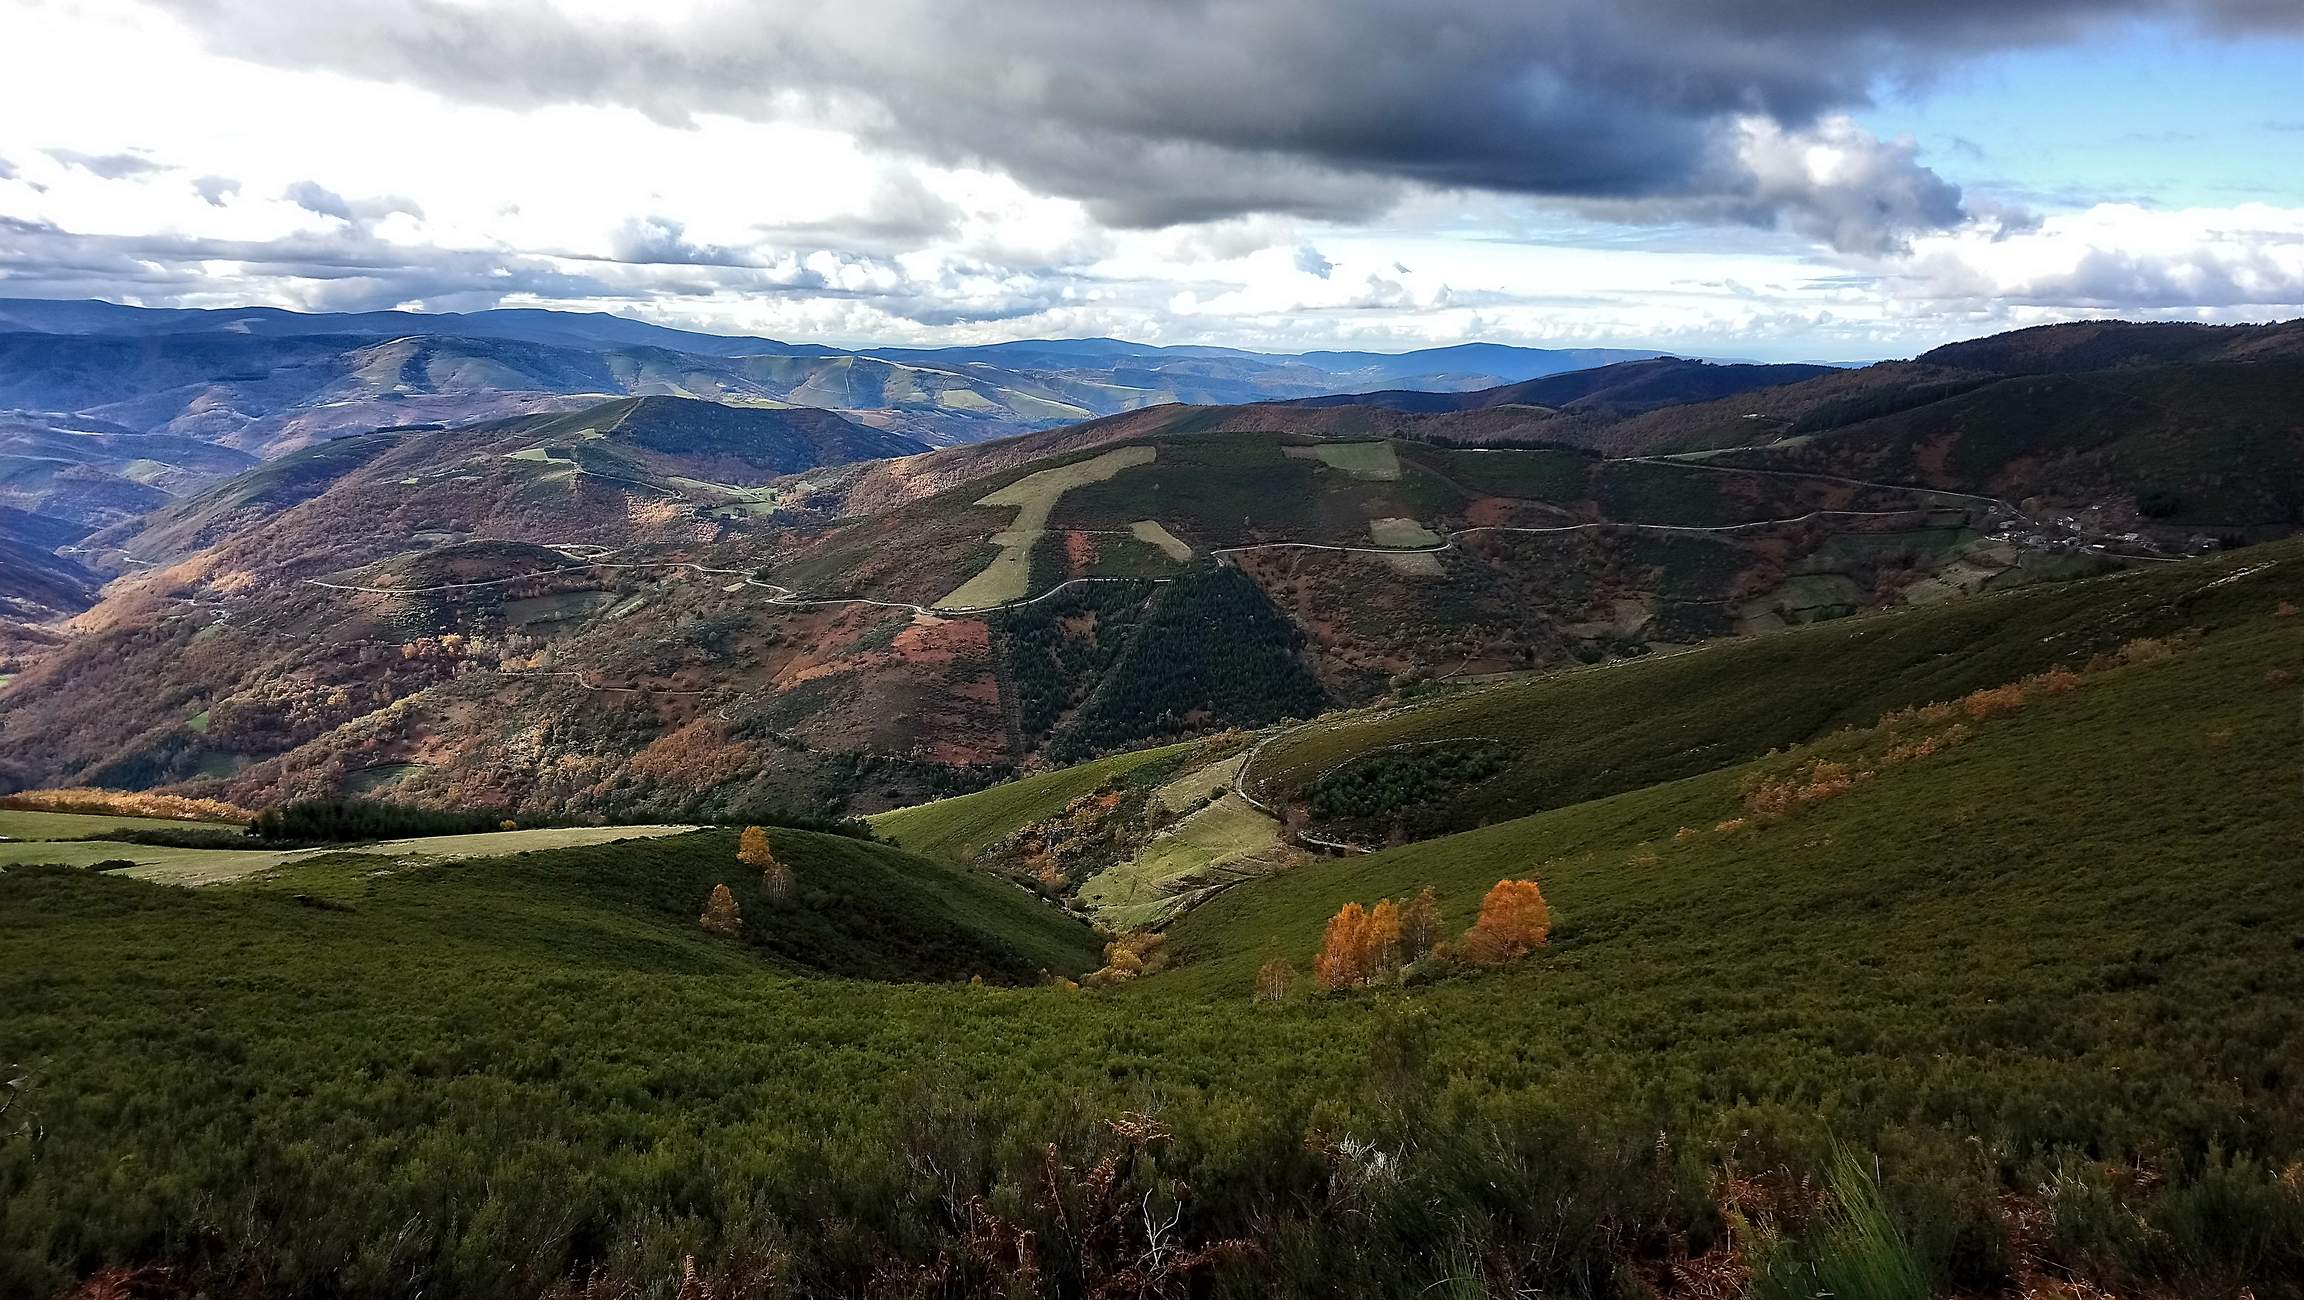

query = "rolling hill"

[2,317,2296,828]
[818,319,2304,544]
[0,533,100,623]
[0,387,2116,825]
[2,539,2297,1299]
[870,539,2299,916]
[0,413,2041,819]
[1696,361,2304,541]
[85,396,925,570]
[0,299,1675,382]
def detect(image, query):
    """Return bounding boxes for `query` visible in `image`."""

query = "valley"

[11,3,2304,1293]
[2,308,2301,1300]
[3,537,2298,1298]
[9,317,2294,825]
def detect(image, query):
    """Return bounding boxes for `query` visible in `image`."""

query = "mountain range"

[0,298,1709,555]
[4,312,2295,816]
[0,296,1680,451]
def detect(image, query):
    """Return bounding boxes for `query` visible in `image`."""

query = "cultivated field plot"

[1128,518,1193,560]
[938,445,1157,609]
[1367,516,1444,548]
[1283,440,1402,480]
[1152,750,1246,812]
[870,741,1197,862]
[1366,516,1447,573]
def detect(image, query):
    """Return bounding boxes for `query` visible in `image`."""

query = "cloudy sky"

[3,0,2301,360]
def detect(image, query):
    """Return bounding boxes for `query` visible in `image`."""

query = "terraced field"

[1074,791,1288,927]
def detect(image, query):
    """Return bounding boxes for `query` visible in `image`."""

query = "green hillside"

[5,544,2298,1298]
[1247,539,2304,842]
[871,739,1200,861]
[1167,590,2300,991]
[441,826,1103,981]
[9,543,2294,1290]
[0,806,225,840]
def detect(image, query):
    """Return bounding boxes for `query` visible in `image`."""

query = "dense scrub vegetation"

[249,797,516,842]
[3,548,2299,1298]
[1305,740,1511,836]
[1050,433,1459,545]
[242,796,875,846]
[1785,373,1997,434]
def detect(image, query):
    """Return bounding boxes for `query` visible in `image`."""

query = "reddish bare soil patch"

[1063,530,1098,574]
[891,615,990,668]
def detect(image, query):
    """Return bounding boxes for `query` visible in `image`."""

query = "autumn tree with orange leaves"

[1315,898,1411,990]
[1315,902,1371,990]
[1461,879,1550,965]
[1367,899,1403,974]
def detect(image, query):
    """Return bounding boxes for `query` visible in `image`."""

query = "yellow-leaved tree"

[1366,898,1404,978]
[1316,897,1418,991]
[699,883,743,937]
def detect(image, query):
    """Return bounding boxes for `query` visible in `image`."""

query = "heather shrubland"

[3,558,2301,1298]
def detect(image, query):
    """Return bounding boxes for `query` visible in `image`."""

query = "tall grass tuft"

[1755,1149,1930,1300]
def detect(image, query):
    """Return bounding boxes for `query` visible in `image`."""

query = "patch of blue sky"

[1859,19,2304,212]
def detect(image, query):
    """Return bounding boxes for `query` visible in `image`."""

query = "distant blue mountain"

[0,298,1683,379]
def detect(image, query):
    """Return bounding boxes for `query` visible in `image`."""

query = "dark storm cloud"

[147,0,2304,250]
